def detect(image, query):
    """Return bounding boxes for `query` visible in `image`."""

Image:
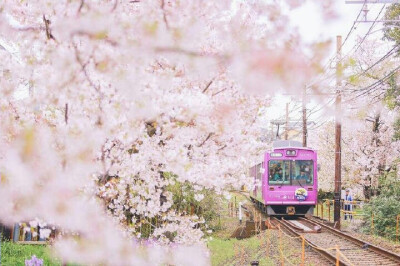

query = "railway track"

[237,191,400,265]
[271,216,400,266]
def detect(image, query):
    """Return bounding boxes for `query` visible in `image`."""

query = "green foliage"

[381,65,400,141]
[1,241,62,266]
[383,4,400,45]
[362,172,400,240]
[348,74,360,85]
[317,189,334,202]
[165,176,224,232]
[383,75,400,110]
[394,118,400,141]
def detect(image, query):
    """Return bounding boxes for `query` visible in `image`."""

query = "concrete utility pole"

[302,87,307,147]
[285,103,289,140]
[334,35,342,229]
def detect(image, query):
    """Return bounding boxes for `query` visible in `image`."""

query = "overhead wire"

[345,64,400,102]
[335,4,398,104]
[344,43,400,92]
[303,4,392,132]
[353,4,386,55]
[307,97,336,118]
[358,44,399,74]
[341,0,367,48]
[277,4,389,135]
[306,1,370,93]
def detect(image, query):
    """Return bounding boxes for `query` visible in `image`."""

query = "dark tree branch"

[197,133,214,147]
[202,78,214,93]
[8,101,20,120]
[42,15,56,41]
[78,0,85,13]
[73,44,100,93]
[218,144,227,151]
[111,0,118,12]
[73,43,104,123]
[161,0,170,30]
[212,87,228,97]
[65,103,69,125]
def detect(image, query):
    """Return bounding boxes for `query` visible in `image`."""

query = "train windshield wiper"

[296,178,304,188]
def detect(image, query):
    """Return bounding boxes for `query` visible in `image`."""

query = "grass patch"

[1,241,62,266]
[208,235,276,266]
[208,238,236,265]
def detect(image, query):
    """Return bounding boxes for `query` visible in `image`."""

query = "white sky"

[264,1,388,134]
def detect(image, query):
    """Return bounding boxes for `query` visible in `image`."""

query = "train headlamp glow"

[270,152,282,157]
[286,150,296,156]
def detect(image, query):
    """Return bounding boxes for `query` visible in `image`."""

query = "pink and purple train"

[250,140,318,216]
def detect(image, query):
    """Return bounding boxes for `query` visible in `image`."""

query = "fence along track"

[274,216,400,266]
[304,217,400,265]
[240,191,400,265]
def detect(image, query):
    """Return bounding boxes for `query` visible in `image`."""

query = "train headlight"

[286,150,296,156]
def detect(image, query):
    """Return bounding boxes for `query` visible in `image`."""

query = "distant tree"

[383,4,400,46]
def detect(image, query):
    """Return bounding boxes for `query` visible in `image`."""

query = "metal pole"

[301,236,305,266]
[302,86,307,147]
[334,35,342,229]
[285,103,289,140]
[239,202,242,224]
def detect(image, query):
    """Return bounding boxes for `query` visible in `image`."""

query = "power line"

[345,43,400,91]
[353,4,386,54]
[342,0,368,48]
[307,97,336,118]
[345,64,400,102]
[307,1,371,91]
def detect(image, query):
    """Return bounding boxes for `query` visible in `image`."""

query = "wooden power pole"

[285,103,289,140]
[302,86,307,147]
[334,35,342,229]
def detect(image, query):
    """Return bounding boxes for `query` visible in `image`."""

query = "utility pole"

[302,87,307,147]
[271,120,285,140]
[285,103,289,140]
[270,123,274,141]
[334,35,342,229]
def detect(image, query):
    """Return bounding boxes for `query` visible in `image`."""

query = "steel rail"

[272,217,343,266]
[304,217,400,264]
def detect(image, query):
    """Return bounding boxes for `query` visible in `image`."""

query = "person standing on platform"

[344,189,353,220]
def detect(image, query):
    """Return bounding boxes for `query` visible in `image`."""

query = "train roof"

[271,140,315,151]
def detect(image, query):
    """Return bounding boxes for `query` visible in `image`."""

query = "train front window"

[292,160,313,185]
[268,160,291,185]
[268,160,314,185]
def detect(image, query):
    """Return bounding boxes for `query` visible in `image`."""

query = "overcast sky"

[264,1,388,133]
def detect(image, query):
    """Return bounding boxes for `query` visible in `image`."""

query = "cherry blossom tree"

[311,36,400,199]
[0,0,331,264]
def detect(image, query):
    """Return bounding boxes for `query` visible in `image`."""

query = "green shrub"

[362,173,400,240]
[317,189,334,202]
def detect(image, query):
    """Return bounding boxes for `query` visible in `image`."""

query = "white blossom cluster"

[0,0,332,264]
